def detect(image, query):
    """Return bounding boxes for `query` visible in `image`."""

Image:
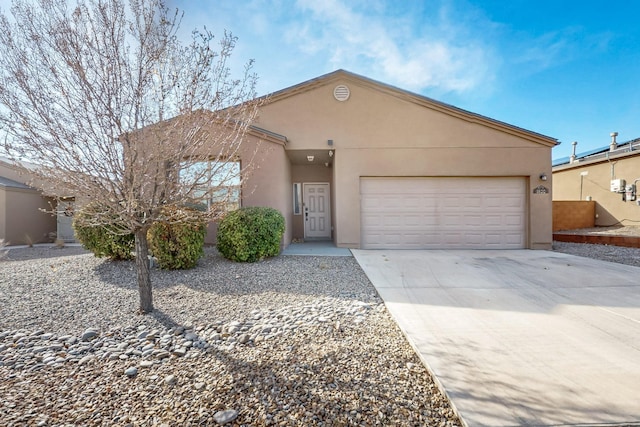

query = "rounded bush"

[217,207,285,262]
[147,206,207,270]
[72,203,134,260]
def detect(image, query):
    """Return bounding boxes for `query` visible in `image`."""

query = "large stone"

[78,355,95,366]
[172,347,187,357]
[81,329,99,342]
[154,350,171,359]
[124,367,138,377]
[213,409,238,425]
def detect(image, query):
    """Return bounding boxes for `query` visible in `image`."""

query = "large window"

[181,160,241,213]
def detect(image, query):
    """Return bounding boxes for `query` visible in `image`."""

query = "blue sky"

[172,0,640,161]
[2,0,636,160]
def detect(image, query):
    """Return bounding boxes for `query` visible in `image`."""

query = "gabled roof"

[248,125,288,144]
[0,175,33,190]
[553,137,640,169]
[261,69,558,147]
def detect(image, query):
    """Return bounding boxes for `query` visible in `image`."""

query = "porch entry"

[302,183,331,239]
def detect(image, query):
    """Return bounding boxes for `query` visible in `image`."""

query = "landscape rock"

[124,366,138,377]
[213,409,238,425]
[0,246,466,426]
[80,329,99,342]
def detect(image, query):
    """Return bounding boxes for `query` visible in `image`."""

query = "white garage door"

[361,177,526,249]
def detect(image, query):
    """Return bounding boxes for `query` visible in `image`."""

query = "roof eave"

[261,69,559,148]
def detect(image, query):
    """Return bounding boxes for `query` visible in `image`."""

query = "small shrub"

[73,203,134,260]
[147,206,207,269]
[217,206,285,262]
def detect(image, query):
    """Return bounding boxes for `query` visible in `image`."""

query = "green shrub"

[147,206,207,269]
[72,203,134,260]
[217,206,285,262]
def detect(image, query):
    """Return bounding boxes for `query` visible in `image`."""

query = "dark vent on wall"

[333,85,350,101]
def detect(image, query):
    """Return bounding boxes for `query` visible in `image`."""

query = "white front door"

[303,183,331,239]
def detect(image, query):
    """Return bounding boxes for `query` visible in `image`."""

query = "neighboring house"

[231,70,558,249]
[0,157,57,245]
[553,134,640,227]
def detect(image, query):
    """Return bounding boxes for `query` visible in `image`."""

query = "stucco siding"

[0,161,26,183]
[253,71,555,249]
[258,79,547,152]
[0,188,5,242]
[553,154,640,226]
[2,187,56,245]
[203,135,292,246]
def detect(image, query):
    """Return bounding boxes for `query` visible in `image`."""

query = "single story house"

[234,70,558,250]
[553,134,640,227]
[1,70,558,250]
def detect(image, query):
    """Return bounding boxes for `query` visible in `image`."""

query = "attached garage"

[253,70,557,250]
[361,177,526,249]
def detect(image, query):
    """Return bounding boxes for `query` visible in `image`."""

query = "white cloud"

[287,0,495,94]
[511,26,613,75]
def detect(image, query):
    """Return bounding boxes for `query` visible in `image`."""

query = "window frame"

[181,158,241,213]
[293,182,302,215]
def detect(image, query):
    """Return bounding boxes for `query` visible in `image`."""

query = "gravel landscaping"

[2,240,638,426]
[0,246,461,426]
[552,240,640,267]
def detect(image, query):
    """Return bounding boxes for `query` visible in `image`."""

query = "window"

[181,160,241,213]
[293,183,302,215]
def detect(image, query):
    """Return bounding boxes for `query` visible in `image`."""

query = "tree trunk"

[135,228,153,313]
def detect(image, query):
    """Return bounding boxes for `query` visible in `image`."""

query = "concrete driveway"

[352,249,640,427]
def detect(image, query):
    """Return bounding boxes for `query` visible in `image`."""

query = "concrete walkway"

[352,249,640,427]
[282,241,352,256]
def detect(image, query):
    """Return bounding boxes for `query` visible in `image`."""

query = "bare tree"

[0,0,260,313]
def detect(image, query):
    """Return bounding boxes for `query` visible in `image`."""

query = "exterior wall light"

[307,155,314,162]
[539,173,548,181]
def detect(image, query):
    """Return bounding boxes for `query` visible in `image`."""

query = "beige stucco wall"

[0,160,27,183]
[1,160,57,245]
[204,134,292,246]
[255,74,555,249]
[553,153,640,226]
[0,187,56,245]
[0,188,5,242]
[241,137,292,246]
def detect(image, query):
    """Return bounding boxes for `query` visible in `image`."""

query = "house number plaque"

[533,185,549,194]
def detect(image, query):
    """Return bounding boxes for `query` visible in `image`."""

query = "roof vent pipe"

[570,141,578,163]
[610,132,618,151]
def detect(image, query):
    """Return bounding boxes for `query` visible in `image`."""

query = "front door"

[303,183,331,239]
